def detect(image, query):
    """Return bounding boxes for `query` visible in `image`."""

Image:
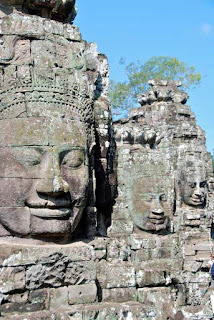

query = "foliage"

[109,56,202,116]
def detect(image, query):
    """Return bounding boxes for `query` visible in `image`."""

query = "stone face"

[0,1,214,319]
[0,10,114,241]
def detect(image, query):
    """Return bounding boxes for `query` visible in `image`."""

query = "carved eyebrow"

[58,147,85,163]
[58,146,85,156]
[10,147,44,166]
[10,146,44,153]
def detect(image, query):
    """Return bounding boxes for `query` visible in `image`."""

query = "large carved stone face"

[0,115,89,240]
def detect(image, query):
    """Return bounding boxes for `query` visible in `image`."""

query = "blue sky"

[76,0,214,153]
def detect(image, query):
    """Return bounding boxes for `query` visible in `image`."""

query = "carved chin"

[184,197,205,207]
[144,217,168,232]
[30,207,84,239]
[30,214,71,239]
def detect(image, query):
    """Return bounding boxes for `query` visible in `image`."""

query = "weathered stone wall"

[0,3,214,320]
[113,80,214,319]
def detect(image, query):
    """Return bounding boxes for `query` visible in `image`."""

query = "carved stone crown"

[0,82,94,126]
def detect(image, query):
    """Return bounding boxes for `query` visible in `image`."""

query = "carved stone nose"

[194,184,203,197]
[151,199,164,215]
[151,207,164,215]
[35,151,69,195]
[36,177,69,195]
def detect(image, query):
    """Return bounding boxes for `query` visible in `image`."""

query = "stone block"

[29,289,48,308]
[194,243,212,251]
[185,220,200,227]
[151,247,172,259]
[0,241,95,267]
[2,310,52,320]
[184,255,195,261]
[137,287,175,319]
[0,289,48,314]
[134,258,183,273]
[102,288,137,303]
[136,270,165,287]
[107,238,129,261]
[111,207,131,221]
[90,238,107,260]
[195,251,209,261]
[107,220,134,237]
[97,261,136,289]
[135,248,151,261]
[10,291,29,304]
[64,24,82,41]
[129,235,143,250]
[68,282,97,305]
[43,19,64,36]
[94,249,107,260]
[186,213,201,220]
[0,13,45,37]
[49,286,68,309]
[186,271,210,284]
[65,261,96,285]
[202,259,210,268]
[0,301,46,314]
[183,261,202,272]
[185,245,196,256]
[26,258,66,290]
[0,267,25,293]
[187,283,208,306]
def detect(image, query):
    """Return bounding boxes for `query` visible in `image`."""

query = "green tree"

[109,56,202,116]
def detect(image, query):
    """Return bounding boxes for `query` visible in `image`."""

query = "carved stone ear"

[87,126,96,155]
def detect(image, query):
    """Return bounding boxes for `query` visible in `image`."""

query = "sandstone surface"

[0,2,214,320]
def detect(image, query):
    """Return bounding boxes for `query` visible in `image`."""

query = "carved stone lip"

[189,197,204,205]
[29,208,71,218]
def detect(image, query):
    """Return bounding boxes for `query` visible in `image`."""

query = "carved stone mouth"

[145,216,168,231]
[190,197,204,205]
[148,213,165,224]
[29,208,72,218]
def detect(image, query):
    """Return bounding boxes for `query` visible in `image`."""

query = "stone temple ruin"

[0,1,214,319]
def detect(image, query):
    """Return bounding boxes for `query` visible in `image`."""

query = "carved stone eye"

[12,148,42,167]
[200,181,206,188]
[189,182,196,188]
[61,149,84,168]
[160,194,167,201]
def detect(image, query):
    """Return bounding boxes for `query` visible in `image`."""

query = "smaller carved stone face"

[182,180,206,208]
[132,175,173,233]
[137,193,169,232]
